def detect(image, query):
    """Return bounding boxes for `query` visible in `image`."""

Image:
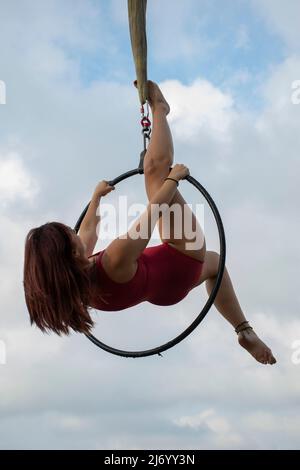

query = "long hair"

[23,222,96,335]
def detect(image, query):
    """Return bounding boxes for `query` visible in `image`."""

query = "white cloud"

[173,409,242,447]
[50,413,92,432]
[259,55,300,112]
[0,152,39,207]
[161,79,235,142]
[174,408,227,431]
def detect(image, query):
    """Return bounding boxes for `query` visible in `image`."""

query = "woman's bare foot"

[238,328,277,365]
[134,79,170,115]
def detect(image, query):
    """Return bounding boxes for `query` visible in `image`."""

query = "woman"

[23,81,276,365]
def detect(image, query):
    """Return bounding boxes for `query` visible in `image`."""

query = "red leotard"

[89,242,203,311]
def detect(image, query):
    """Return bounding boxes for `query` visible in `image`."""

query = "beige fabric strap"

[127,0,149,105]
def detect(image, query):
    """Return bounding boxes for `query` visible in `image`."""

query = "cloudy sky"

[0,0,300,450]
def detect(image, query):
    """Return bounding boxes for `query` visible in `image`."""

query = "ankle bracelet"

[235,321,253,334]
[236,325,253,334]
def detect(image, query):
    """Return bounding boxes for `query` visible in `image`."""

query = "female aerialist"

[23,81,276,365]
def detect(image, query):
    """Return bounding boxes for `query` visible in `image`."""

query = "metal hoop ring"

[74,167,226,358]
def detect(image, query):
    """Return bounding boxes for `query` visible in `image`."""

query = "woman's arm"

[79,181,114,257]
[105,164,189,266]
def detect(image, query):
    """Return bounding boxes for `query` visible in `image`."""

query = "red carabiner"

[141,116,151,128]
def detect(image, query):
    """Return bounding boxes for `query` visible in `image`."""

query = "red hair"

[23,222,98,335]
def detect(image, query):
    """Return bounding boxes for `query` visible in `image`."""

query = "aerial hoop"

[74,155,226,358]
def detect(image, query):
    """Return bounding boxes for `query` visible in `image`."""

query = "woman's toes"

[269,352,277,364]
[256,352,266,364]
[265,348,273,364]
[266,350,273,364]
[262,348,276,365]
[261,353,268,364]
[264,350,269,363]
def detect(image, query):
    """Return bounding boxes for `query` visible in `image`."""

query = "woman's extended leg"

[141,81,205,262]
[196,251,277,365]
